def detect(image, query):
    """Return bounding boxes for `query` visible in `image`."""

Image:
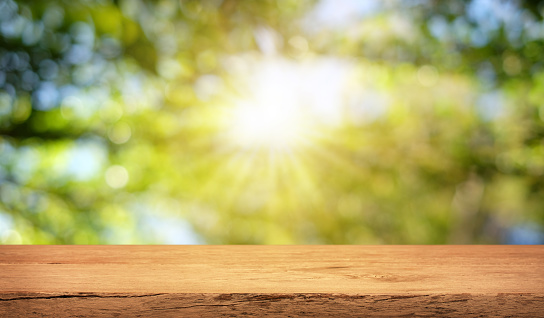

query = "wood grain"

[1,246,543,317]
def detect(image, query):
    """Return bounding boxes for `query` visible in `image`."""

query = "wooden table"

[1,246,543,317]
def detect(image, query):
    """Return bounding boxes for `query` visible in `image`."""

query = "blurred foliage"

[0,0,543,244]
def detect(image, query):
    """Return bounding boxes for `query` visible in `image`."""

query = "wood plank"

[1,246,543,317]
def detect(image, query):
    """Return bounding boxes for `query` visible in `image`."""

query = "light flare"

[227,101,308,150]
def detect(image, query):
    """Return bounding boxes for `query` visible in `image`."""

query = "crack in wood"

[0,293,167,302]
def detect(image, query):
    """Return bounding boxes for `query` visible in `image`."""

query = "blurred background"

[1,0,544,244]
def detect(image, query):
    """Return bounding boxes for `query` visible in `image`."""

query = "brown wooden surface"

[1,245,543,317]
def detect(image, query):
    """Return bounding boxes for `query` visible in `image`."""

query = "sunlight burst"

[222,56,353,152]
[228,102,306,150]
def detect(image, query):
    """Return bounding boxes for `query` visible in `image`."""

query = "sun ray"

[284,151,324,206]
[303,141,368,181]
[192,150,248,201]
[219,151,261,210]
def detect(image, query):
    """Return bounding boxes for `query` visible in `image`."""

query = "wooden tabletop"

[1,245,543,317]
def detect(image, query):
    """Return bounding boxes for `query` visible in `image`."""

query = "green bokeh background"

[1,0,544,244]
